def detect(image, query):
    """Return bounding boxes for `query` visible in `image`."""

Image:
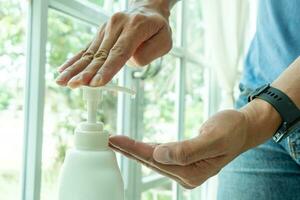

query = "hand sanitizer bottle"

[58,85,135,200]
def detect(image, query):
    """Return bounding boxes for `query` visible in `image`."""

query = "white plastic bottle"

[58,86,135,200]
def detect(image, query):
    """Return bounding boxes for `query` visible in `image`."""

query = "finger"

[131,26,172,66]
[68,19,124,88]
[153,131,223,166]
[89,25,155,86]
[56,24,106,86]
[109,135,199,187]
[109,135,156,163]
[57,48,87,73]
[109,143,193,189]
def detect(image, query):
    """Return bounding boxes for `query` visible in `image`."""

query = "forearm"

[272,57,300,106]
[242,56,300,149]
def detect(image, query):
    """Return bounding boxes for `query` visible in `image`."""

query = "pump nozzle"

[83,84,135,123]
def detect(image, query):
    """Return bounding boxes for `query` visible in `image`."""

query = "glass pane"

[86,0,121,13]
[142,183,173,200]
[142,56,177,143]
[141,55,178,176]
[41,9,118,200]
[184,61,205,139]
[0,0,26,199]
[186,0,204,55]
[170,2,181,47]
[169,2,182,47]
[182,187,202,200]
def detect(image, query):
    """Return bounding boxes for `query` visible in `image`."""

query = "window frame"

[23,0,215,200]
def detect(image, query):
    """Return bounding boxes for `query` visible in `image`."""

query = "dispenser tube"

[87,100,98,123]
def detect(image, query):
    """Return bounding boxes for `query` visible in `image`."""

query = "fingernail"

[89,74,103,87]
[68,79,81,89]
[153,146,172,164]
[57,66,64,73]
[56,72,69,85]
[68,75,81,84]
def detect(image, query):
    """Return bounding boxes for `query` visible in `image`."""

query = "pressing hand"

[56,0,173,88]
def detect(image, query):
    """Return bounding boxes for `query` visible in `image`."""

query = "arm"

[56,0,179,88]
[109,56,300,188]
[242,56,300,149]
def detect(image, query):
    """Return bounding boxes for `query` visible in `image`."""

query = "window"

[1,0,211,199]
[132,1,207,199]
[41,9,95,200]
[41,10,119,199]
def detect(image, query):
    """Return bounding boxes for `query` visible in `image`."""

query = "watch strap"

[256,86,300,124]
[248,84,300,142]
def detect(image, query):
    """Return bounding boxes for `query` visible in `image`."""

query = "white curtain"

[203,0,250,110]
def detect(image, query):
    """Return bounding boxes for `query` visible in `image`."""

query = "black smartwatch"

[248,84,300,142]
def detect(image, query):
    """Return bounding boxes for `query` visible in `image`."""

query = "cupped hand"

[109,110,251,189]
[55,2,172,88]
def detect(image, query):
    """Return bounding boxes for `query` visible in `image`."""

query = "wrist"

[130,0,175,18]
[241,98,282,149]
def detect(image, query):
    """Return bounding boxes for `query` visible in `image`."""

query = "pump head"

[74,84,135,150]
[82,85,135,123]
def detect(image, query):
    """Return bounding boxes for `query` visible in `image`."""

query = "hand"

[56,0,172,88]
[109,99,282,189]
[110,110,251,189]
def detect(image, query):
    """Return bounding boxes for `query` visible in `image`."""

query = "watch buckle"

[273,122,288,142]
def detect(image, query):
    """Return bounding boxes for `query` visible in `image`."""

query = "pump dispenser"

[58,85,135,200]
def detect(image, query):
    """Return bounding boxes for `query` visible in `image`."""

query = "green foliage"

[0,1,25,55]
[0,86,13,110]
[0,0,26,112]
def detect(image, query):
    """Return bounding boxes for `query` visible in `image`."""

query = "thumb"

[153,136,219,166]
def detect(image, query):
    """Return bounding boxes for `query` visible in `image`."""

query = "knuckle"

[82,51,94,62]
[94,49,109,61]
[130,13,148,28]
[131,13,147,22]
[110,12,127,24]
[79,49,87,54]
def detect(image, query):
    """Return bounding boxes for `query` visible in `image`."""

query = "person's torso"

[241,0,300,90]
